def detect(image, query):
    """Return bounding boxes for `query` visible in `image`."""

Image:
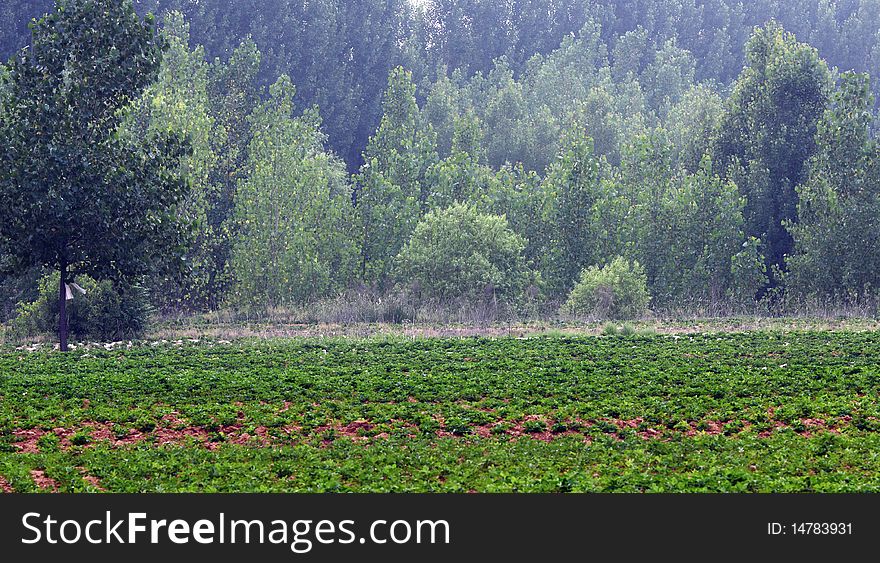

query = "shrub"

[0,266,42,323]
[562,257,651,320]
[394,203,533,303]
[619,323,637,336]
[9,272,153,341]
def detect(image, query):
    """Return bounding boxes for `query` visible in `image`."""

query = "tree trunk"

[59,263,68,352]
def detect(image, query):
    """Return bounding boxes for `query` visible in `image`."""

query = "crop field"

[1,330,880,493]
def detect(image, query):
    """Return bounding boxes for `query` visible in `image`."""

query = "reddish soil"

[8,414,856,454]
[0,476,13,493]
[76,467,106,492]
[30,470,59,492]
[12,429,43,453]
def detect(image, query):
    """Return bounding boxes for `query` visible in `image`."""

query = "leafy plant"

[524,420,548,433]
[10,272,153,341]
[562,257,650,320]
[394,203,533,304]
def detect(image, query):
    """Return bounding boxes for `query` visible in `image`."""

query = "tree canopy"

[0,0,189,349]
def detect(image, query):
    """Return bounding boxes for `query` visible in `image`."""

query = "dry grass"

[144,315,880,343]
[4,289,880,348]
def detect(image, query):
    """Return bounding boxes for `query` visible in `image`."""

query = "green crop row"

[3,432,880,493]
[1,331,879,492]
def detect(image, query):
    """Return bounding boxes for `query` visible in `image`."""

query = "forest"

[2,0,880,343]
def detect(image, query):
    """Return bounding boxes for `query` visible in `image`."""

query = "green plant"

[0,0,189,351]
[1,331,879,492]
[394,203,533,304]
[550,421,569,433]
[36,433,60,452]
[619,323,637,336]
[70,432,92,446]
[112,425,130,440]
[10,272,153,341]
[562,257,651,320]
[444,416,471,436]
[524,420,547,433]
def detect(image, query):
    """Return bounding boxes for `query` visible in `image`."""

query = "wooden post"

[59,262,68,352]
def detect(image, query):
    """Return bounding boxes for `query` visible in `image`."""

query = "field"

[2,329,880,493]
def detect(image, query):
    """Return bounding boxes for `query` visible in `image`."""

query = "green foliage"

[481,61,557,172]
[10,272,152,341]
[0,266,42,323]
[424,111,497,209]
[228,76,356,309]
[714,21,833,281]
[562,257,650,320]
[0,0,189,348]
[363,67,438,209]
[602,322,619,336]
[641,38,696,112]
[1,3,878,318]
[121,11,223,310]
[787,72,880,302]
[355,67,438,286]
[618,323,637,336]
[2,331,880,492]
[542,132,622,292]
[478,163,547,271]
[394,203,531,303]
[664,84,723,172]
[621,135,767,308]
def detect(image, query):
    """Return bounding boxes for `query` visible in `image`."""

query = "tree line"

[2,1,880,348]
[3,0,880,171]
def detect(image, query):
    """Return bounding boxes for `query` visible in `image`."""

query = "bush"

[9,272,153,341]
[394,203,533,303]
[561,257,651,320]
[0,266,43,323]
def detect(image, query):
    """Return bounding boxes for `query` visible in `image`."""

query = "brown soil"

[30,470,59,492]
[9,414,853,454]
[76,467,106,492]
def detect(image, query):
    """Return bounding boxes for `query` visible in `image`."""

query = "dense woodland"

[2,0,880,341]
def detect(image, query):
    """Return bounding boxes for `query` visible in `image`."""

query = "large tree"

[121,11,221,310]
[541,129,621,292]
[229,76,356,309]
[714,21,832,285]
[0,0,189,351]
[354,67,437,285]
[787,72,880,300]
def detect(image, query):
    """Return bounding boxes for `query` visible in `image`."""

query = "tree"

[714,21,832,286]
[787,72,880,301]
[0,0,189,351]
[561,257,650,320]
[611,26,650,81]
[354,67,437,285]
[478,162,547,273]
[664,83,724,173]
[621,131,766,308]
[422,67,472,159]
[641,38,697,114]
[542,130,623,292]
[121,11,221,310]
[424,111,496,209]
[362,66,437,210]
[229,76,356,309]
[205,36,263,308]
[394,203,530,304]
